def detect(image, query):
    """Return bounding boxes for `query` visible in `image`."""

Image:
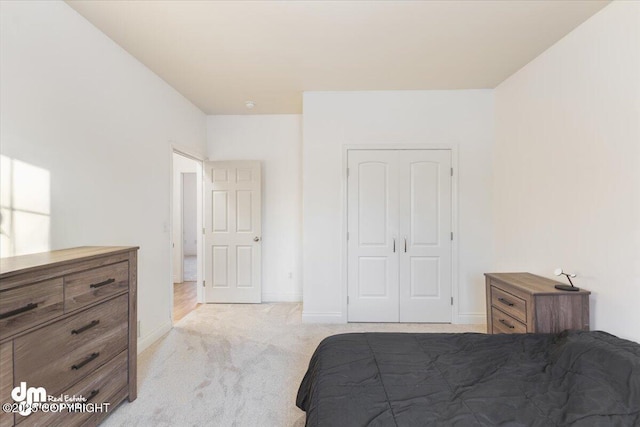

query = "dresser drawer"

[0,278,64,340]
[16,350,128,427]
[491,307,527,334]
[14,294,129,396]
[64,262,129,312]
[0,342,13,427]
[491,285,526,324]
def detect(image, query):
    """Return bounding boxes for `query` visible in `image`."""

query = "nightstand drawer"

[491,285,526,323]
[0,278,64,340]
[64,262,129,312]
[491,307,526,334]
[16,350,128,427]
[14,294,128,396]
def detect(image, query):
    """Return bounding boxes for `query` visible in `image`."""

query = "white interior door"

[399,150,452,322]
[204,161,262,303]
[347,149,452,323]
[347,150,400,322]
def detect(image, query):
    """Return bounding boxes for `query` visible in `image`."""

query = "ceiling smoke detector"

[245,100,255,109]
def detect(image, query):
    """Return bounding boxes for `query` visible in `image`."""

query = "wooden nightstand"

[485,272,590,334]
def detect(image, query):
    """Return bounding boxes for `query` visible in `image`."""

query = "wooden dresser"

[485,272,590,334]
[0,247,138,427]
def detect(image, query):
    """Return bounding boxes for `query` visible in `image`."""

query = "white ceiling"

[66,0,609,115]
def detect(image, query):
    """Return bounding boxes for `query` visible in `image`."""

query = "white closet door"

[347,150,400,322]
[204,161,262,303]
[398,150,452,322]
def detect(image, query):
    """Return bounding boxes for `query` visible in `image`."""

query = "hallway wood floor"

[173,281,199,322]
[174,255,199,322]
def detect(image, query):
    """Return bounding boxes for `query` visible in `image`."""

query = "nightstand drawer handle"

[0,302,38,319]
[497,297,514,307]
[90,278,115,289]
[499,319,515,329]
[86,389,100,402]
[71,352,100,370]
[71,320,100,335]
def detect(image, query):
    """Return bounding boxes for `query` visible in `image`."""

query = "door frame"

[170,145,205,326]
[342,143,460,323]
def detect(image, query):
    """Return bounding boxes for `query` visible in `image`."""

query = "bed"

[296,331,640,426]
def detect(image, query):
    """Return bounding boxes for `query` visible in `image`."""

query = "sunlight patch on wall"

[0,155,51,257]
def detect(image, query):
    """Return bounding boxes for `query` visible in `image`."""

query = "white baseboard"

[301,311,484,325]
[137,320,172,354]
[301,311,345,323]
[456,313,486,324]
[262,292,302,302]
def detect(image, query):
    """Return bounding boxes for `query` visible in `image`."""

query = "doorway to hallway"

[172,151,203,322]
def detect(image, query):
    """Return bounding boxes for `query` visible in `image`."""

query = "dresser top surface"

[1,246,138,278]
[485,272,591,295]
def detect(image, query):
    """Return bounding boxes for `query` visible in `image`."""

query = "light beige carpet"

[103,303,484,427]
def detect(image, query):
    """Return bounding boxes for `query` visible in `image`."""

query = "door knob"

[253,236,261,242]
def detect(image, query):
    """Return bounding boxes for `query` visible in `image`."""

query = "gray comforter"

[296,331,640,426]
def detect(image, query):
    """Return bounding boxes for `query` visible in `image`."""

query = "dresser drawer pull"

[0,302,38,319]
[498,319,515,329]
[71,352,100,370]
[71,320,100,335]
[86,389,100,403]
[90,278,115,289]
[497,297,514,307]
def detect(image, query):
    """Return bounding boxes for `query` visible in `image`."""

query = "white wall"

[494,2,640,342]
[207,115,302,301]
[182,173,198,257]
[302,91,494,323]
[0,1,207,352]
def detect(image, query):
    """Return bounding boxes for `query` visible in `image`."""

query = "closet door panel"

[399,150,452,322]
[358,162,389,246]
[347,150,399,322]
[409,161,440,246]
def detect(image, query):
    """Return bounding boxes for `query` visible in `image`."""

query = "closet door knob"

[253,236,261,242]
[404,237,407,253]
